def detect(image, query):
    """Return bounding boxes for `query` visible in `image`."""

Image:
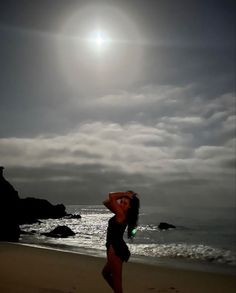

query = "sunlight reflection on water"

[20,205,236,268]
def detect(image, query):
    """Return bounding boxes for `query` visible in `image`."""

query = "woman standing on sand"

[102,191,140,293]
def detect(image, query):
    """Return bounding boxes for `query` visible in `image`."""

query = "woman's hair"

[126,191,140,239]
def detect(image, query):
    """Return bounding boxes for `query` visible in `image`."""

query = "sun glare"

[88,30,110,51]
[95,32,105,46]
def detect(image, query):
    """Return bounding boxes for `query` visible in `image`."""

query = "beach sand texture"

[0,243,235,293]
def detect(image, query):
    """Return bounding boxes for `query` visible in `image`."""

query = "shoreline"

[18,239,236,276]
[1,242,236,293]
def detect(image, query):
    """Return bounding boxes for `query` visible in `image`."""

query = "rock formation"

[18,197,67,224]
[0,166,79,242]
[0,166,20,241]
[158,222,176,230]
[41,225,76,238]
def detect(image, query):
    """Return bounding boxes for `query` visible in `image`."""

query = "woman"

[102,191,140,293]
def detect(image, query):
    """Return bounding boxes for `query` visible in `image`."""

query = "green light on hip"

[131,228,137,236]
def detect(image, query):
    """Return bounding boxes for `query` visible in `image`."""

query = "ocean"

[19,204,236,274]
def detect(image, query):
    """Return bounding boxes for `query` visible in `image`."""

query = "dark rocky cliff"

[0,166,20,241]
[0,167,68,241]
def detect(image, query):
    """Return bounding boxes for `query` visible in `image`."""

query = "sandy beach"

[0,243,235,293]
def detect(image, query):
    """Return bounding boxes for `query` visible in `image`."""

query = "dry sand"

[0,243,235,293]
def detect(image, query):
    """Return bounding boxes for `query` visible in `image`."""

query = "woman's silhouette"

[102,191,140,293]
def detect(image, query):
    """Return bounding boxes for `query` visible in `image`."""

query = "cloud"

[1,79,235,205]
[1,111,235,205]
[1,80,235,197]
[84,85,235,124]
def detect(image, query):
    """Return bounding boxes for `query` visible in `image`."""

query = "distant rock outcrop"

[0,166,20,241]
[41,225,76,238]
[158,222,176,230]
[18,197,67,224]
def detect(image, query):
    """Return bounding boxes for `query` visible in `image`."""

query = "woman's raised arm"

[103,191,132,219]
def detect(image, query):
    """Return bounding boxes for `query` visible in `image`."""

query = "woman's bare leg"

[102,262,114,289]
[108,245,123,293]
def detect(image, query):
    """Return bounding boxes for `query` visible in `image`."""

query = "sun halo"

[88,30,110,51]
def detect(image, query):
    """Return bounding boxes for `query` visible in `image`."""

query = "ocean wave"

[129,243,236,266]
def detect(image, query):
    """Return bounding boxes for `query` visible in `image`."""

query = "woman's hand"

[106,191,136,202]
[108,191,128,198]
[124,191,136,199]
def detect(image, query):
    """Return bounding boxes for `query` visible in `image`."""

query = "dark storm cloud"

[4,161,235,206]
[4,163,149,204]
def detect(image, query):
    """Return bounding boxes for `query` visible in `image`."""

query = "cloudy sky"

[0,0,235,206]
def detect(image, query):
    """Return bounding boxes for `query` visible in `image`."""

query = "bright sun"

[95,32,105,46]
[88,30,110,51]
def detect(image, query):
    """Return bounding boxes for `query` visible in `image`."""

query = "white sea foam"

[129,243,236,266]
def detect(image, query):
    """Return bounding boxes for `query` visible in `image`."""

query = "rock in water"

[158,222,176,230]
[41,225,76,238]
[0,166,20,241]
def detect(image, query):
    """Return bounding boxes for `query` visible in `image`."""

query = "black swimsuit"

[106,216,131,262]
